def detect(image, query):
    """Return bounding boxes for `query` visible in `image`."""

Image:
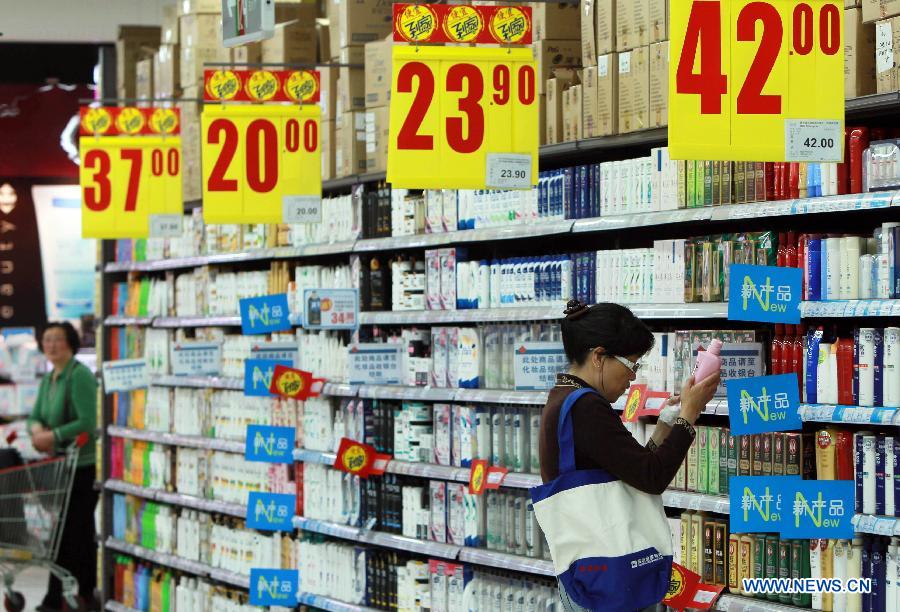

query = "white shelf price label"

[283,195,322,223]
[486,153,532,190]
[785,120,842,162]
[149,214,183,238]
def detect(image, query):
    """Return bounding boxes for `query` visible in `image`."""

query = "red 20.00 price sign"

[387,46,539,190]
[668,0,844,162]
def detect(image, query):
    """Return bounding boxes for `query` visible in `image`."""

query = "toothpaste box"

[447,483,467,546]
[433,403,453,466]
[452,404,477,468]
[430,480,448,543]
[431,327,449,388]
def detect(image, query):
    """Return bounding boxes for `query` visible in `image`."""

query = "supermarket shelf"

[322,171,387,192]
[296,593,380,612]
[852,514,900,536]
[715,594,810,612]
[107,425,245,453]
[846,91,900,116]
[153,315,242,327]
[104,315,153,326]
[457,548,554,576]
[104,479,245,517]
[455,388,549,405]
[572,206,713,233]
[357,384,458,401]
[105,602,140,612]
[359,306,561,325]
[800,299,900,318]
[540,128,668,162]
[800,404,898,425]
[104,538,214,578]
[207,568,251,589]
[709,190,897,221]
[150,374,243,390]
[662,490,730,514]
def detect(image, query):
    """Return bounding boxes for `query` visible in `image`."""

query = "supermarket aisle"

[12,566,48,612]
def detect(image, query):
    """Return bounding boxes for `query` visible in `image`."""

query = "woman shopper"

[28,322,98,612]
[534,301,720,612]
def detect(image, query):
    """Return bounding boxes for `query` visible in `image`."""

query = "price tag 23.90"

[388,46,539,190]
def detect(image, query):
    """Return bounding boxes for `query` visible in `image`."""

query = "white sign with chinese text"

[514,342,568,391]
[171,341,222,376]
[102,358,149,393]
[348,343,404,385]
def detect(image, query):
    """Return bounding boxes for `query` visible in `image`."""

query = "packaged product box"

[845,8,877,98]
[317,23,331,62]
[179,87,203,201]
[582,65,600,137]
[649,0,666,43]
[177,0,220,16]
[532,39,582,94]
[154,45,181,99]
[319,66,339,122]
[708,428,720,495]
[335,0,393,48]
[649,40,668,128]
[232,41,261,64]
[261,19,317,64]
[326,0,342,58]
[546,78,565,144]
[365,36,392,108]
[430,481,448,543]
[680,514,691,569]
[180,12,221,48]
[617,46,649,134]
[365,106,390,173]
[596,0,616,55]
[339,46,366,112]
[596,53,618,136]
[772,432,785,475]
[581,0,597,67]
[815,428,838,479]
[863,0,900,22]
[616,0,647,51]
[335,111,367,177]
[533,2,581,39]
[876,16,900,92]
[697,426,709,494]
[686,436,698,491]
[162,4,179,44]
[135,57,154,105]
[563,84,584,142]
[116,26,162,99]
[702,519,714,583]
[181,44,229,91]
[321,120,336,180]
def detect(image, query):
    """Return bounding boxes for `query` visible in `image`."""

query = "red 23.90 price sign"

[387,46,539,190]
[669,0,844,163]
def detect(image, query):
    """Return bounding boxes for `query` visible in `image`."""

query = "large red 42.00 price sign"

[387,45,539,190]
[669,0,844,162]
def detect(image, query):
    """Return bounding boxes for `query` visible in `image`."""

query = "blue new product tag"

[239,293,292,335]
[244,358,292,397]
[245,425,295,464]
[729,476,797,533]
[727,373,802,436]
[728,264,801,324]
[249,568,298,607]
[780,479,855,539]
[246,492,295,531]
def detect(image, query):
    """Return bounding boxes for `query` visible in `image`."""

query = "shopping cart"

[0,432,89,612]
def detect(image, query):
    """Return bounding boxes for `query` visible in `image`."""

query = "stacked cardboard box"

[262,3,317,65]
[845,8,876,98]
[533,2,582,144]
[135,58,154,106]
[363,37,392,174]
[615,0,668,134]
[179,6,226,92]
[116,26,162,100]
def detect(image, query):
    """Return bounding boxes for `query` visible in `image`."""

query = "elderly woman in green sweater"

[27,321,98,612]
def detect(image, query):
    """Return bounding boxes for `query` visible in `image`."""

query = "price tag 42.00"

[669,0,844,162]
[388,46,538,190]
[202,104,321,224]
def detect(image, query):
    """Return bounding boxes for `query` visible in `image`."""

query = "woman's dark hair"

[39,321,81,354]
[561,301,654,365]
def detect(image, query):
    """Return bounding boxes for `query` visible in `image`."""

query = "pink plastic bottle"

[693,339,723,382]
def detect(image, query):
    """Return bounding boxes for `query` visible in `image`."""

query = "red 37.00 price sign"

[80,107,183,238]
[669,0,844,162]
[387,46,539,190]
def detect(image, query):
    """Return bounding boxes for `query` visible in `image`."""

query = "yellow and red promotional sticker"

[334,438,390,479]
[393,3,532,44]
[269,365,323,401]
[203,69,321,103]
[80,106,180,136]
[668,0,844,161]
[663,563,724,611]
[468,459,508,495]
[622,385,648,423]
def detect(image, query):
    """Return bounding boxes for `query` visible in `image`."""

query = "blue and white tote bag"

[530,388,673,611]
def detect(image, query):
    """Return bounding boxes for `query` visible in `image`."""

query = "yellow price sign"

[387,46,538,190]
[201,104,321,224]
[669,0,844,162]
[80,136,182,239]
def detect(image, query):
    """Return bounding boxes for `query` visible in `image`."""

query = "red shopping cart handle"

[74,432,89,448]
[6,430,16,444]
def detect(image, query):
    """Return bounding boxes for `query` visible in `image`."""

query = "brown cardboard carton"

[563,84,583,141]
[847,0,861,6]
[365,37,392,108]
[321,120,336,180]
[179,13,221,48]
[336,0,393,48]
[538,93,547,146]
[181,45,229,91]
[617,0,648,51]
[581,0,597,67]
[261,20,317,64]
[532,2,582,39]
[846,8,877,98]
[365,106,390,172]
[317,23,331,63]
[232,42,262,65]
[596,52,618,135]
[649,0,666,43]
[179,87,202,201]
[876,16,900,92]
[136,57,154,105]
[116,26,162,99]
[532,39,582,93]
[162,4,179,45]
[618,45,649,133]
[274,2,318,21]
[327,0,342,58]
[319,66,340,122]
[596,0,616,55]
[177,0,220,16]
[336,111,367,177]
[582,65,600,137]
[649,40,668,128]
[863,0,900,22]
[154,44,181,99]
[546,78,565,144]
[339,46,366,112]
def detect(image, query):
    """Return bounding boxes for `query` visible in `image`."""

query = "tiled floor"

[4,566,49,611]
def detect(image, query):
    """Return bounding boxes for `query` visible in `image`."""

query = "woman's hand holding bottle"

[677,373,721,425]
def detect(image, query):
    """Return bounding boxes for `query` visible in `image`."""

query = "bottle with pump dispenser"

[693,339,723,382]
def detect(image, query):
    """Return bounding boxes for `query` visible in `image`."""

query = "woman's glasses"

[611,354,642,373]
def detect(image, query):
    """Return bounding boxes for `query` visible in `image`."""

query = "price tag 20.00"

[669,0,844,162]
[283,195,322,223]
[202,104,321,224]
[388,46,538,190]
